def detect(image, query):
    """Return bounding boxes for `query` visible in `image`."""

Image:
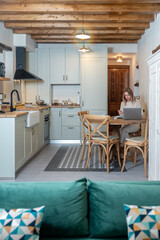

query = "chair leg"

[144,145,148,178]
[121,144,127,172]
[134,148,137,167]
[106,144,110,173]
[85,143,91,169]
[80,140,86,162]
[116,143,121,167]
[99,145,104,164]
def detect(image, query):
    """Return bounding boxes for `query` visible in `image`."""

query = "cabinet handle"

[66,75,68,81]
[82,100,84,107]
[68,115,74,117]
[63,75,65,81]
[59,111,61,117]
[68,127,74,129]
[32,127,35,135]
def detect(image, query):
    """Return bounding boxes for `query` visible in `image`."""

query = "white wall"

[137,14,160,113]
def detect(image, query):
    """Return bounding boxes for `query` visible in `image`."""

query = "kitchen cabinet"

[50,107,80,140]
[15,116,26,171]
[61,108,80,140]
[50,108,62,140]
[50,48,80,84]
[37,48,50,104]
[0,116,26,178]
[81,57,107,115]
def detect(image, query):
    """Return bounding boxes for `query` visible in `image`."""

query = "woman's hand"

[118,110,123,115]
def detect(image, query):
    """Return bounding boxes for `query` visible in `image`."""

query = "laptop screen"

[123,108,142,120]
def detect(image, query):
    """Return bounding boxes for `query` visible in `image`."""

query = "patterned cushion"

[0,206,45,240]
[124,204,160,240]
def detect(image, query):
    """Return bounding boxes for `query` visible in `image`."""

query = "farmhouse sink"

[18,110,40,127]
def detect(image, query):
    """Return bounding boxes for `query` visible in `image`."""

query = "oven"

[44,114,50,142]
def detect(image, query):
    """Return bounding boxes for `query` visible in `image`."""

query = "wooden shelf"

[0,77,10,81]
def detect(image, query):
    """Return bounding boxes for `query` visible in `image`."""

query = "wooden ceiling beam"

[32,34,141,39]
[1,0,160,3]
[0,13,154,22]
[5,22,149,29]
[0,3,160,14]
[35,39,138,43]
[13,29,145,35]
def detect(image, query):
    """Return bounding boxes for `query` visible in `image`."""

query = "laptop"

[123,108,142,120]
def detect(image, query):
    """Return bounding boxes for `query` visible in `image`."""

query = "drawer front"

[62,115,80,126]
[62,126,80,140]
[62,107,80,114]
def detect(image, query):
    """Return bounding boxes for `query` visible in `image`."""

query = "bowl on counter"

[36,100,44,105]
[53,100,59,105]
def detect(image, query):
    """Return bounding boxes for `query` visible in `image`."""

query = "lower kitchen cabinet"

[15,116,26,172]
[0,116,26,178]
[50,108,62,140]
[50,107,80,140]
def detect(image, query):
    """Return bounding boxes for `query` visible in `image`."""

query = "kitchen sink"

[18,110,40,127]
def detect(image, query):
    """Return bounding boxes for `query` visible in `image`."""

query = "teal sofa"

[0,178,160,239]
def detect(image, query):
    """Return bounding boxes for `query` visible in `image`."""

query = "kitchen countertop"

[0,105,50,118]
[51,103,80,108]
[0,111,28,118]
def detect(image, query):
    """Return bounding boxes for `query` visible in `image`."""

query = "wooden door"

[108,65,129,116]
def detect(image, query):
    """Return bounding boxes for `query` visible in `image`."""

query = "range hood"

[14,47,42,80]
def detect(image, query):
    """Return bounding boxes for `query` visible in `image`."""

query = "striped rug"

[44,145,124,172]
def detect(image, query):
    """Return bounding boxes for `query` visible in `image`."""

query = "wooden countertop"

[0,105,50,118]
[16,105,50,111]
[0,111,28,118]
[51,103,80,108]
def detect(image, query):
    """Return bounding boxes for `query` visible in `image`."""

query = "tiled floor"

[0,143,148,182]
[10,143,148,182]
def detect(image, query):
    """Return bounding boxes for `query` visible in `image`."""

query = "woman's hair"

[122,88,135,105]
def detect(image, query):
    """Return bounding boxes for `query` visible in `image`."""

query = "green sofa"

[0,178,160,239]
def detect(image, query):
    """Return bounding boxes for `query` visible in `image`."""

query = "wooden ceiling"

[0,0,160,44]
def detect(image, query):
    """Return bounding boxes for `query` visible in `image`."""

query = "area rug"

[44,145,125,172]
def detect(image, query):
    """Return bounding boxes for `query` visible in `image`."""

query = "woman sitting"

[118,87,142,146]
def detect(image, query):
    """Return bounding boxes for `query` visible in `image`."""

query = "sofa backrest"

[0,178,89,238]
[87,180,160,238]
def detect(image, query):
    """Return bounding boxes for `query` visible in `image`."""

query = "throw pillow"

[124,204,160,240]
[0,205,45,240]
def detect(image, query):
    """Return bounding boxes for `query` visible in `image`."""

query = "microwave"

[0,63,5,77]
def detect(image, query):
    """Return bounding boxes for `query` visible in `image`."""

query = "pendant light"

[75,15,90,40]
[78,44,90,53]
[116,56,123,63]
[75,30,90,40]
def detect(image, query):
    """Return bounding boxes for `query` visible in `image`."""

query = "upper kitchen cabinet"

[37,48,50,104]
[50,48,80,85]
[81,57,107,114]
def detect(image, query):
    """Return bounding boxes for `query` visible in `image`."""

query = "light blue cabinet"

[50,108,62,140]
[37,48,50,104]
[50,107,80,140]
[61,108,80,140]
[81,57,107,114]
[50,48,80,84]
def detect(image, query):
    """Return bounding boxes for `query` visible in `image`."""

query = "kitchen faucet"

[10,89,20,112]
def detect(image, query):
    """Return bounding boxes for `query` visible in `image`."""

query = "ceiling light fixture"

[75,30,90,40]
[78,44,90,53]
[75,14,90,40]
[116,56,123,63]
